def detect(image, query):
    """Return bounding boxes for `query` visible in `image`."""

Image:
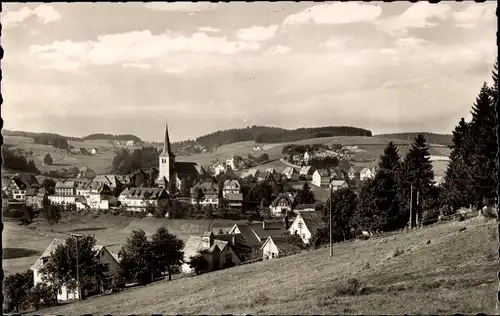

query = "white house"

[360,167,375,181]
[213,162,227,176]
[190,181,220,206]
[311,169,330,188]
[31,239,121,302]
[88,182,112,210]
[304,151,311,163]
[299,166,315,178]
[90,148,98,155]
[76,182,92,198]
[261,235,303,260]
[269,192,295,217]
[288,211,326,244]
[118,187,169,211]
[330,180,349,192]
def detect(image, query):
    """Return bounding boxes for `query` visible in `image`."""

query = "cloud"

[144,3,215,13]
[377,2,452,36]
[283,2,382,26]
[235,25,279,42]
[3,4,61,28]
[452,4,496,29]
[267,45,291,55]
[30,30,263,71]
[197,26,221,33]
[321,37,350,50]
[123,62,152,70]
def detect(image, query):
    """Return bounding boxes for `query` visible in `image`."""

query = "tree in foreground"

[40,235,109,298]
[150,227,185,281]
[324,187,357,241]
[41,204,62,232]
[119,229,156,285]
[3,270,34,313]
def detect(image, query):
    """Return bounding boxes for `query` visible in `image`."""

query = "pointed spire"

[162,121,174,157]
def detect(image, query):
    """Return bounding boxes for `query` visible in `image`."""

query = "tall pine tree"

[466,82,498,207]
[440,118,472,211]
[398,134,435,227]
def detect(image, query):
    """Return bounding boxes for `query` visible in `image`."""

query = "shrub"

[335,278,361,296]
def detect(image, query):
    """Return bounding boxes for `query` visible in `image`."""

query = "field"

[24,217,498,315]
[3,214,245,276]
[4,135,450,177]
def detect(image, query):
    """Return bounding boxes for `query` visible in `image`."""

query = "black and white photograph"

[1,1,498,314]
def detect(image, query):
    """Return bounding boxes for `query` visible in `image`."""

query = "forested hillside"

[374,132,452,146]
[82,133,143,142]
[194,125,372,149]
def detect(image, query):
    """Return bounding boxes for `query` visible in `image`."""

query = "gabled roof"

[31,239,107,271]
[192,181,219,194]
[299,166,314,175]
[215,233,253,255]
[271,192,295,208]
[260,236,303,254]
[13,173,40,188]
[25,187,38,196]
[282,167,298,175]
[223,179,240,188]
[76,182,92,190]
[316,169,330,177]
[230,224,262,247]
[248,221,289,241]
[183,236,221,263]
[55,180,76,189]
[93,175,120,187]
[265,168,277,174]
[294,211,326,235]
[121,187,168,200]
[330,180,347,187]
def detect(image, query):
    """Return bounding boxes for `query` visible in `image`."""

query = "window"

[298,222,303,229]
[302,234,306,239]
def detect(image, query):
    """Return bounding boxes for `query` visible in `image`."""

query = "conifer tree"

[466,83,498,207]
[398,134,435,226]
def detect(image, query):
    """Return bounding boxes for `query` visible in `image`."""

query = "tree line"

[82,133,143,142]
[374,132,453,147]
[2,146,40,174]
[111,147,160,175]
[33,134,70,150]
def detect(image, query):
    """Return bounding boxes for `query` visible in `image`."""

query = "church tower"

[157,122,176,194]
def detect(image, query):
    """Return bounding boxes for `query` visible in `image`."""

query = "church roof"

[160,122,175,158]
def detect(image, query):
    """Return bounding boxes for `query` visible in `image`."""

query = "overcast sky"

[2,2,497,142]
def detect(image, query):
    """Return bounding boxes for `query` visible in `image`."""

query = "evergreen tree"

[440,118,472,210]
[118,230,156,285]
[351,178,378,232]
[398,134,435,227]
[466,83,498,207]
[324,187,357,241]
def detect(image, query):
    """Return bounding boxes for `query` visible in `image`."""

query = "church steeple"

[161,122,174,158]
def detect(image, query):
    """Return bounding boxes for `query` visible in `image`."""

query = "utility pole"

[71,233,83,301]
[416,190,420,228]
[329,185,333,257]
[409,184,413,229]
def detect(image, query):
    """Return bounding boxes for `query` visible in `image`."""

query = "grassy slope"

[27,218,497,315]
[3,214,244,276]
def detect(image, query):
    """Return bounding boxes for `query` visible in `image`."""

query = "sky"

[2,2,497,142]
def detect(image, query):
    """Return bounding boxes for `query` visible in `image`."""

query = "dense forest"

[194,125,372,149]
[374,133,452,146]
[82,133,143,142]
[33,134,70,150]
[3,130,82,142]
[2,145,40,174]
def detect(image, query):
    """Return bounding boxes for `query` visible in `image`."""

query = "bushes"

[335,278,361,296]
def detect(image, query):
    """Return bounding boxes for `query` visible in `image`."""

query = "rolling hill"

[24,218,497,315]
[374,133,453,147]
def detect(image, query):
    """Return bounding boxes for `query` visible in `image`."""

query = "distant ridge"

[374,132,452,146]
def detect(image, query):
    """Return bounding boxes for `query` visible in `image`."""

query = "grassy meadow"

[23,217,498,315]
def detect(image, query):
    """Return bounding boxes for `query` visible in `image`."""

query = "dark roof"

[25,188,38,196]
[264,236,303,254]
[316,169,330,177]
[175,162,205,177]
[15,173,39,187]
[297,211,326,234]
[191,181,219,194]
[55,180,76,189]
[248,221,288,241]
[232,224,262,247]
[93,175,120,187]
[271,193,295,207]
[121,187,168,200]
[223,180,240,188]
[215,233,253,255]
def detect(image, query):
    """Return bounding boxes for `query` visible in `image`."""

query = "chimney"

[262,220,267,230]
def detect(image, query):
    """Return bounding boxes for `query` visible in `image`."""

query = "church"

[156,122,206,195]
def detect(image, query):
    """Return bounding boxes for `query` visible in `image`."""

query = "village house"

[288,211,326,244]
[181,232,243,274]
[90,148,98,155]
[5,173,40,201]
[76,182,92,198]
[118,187,169,211]
[77,167,97,180]
[222,180,243,209]
[88,182,113,210]
[49,181,79,206]
[293,204,317,214]
[299,166,316,179]
[269,192,295,217]
[311,169,330,188]
[228,220,290,259]
[31,239,122,302]
[360,167,375,181]
[330,180,349,192]
[92,175,123,195]
[190,181,220,206]
[213,162,227,176]
[25,187,48,209]
[226,157,237,171]
[348,166,364,180]
[261,235,304,260]
[282,167,300,181]
[303,150,311,163]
